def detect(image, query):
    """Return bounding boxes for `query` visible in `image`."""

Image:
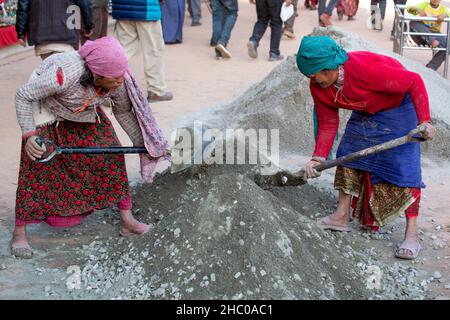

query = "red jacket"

[311,51,430,158]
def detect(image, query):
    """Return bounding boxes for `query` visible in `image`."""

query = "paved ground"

[0,1,449,299]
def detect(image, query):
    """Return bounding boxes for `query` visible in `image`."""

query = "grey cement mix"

[68,165,425,300]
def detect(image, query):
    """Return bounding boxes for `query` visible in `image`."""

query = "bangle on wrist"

[311,156,325,162]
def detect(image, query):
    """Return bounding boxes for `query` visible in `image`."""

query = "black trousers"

[249,0,284,55]
[391,0,408,35]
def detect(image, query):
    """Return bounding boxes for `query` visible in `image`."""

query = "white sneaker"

[216,44,232,59]
[247,41,258,59]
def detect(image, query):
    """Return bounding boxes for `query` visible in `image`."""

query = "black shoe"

[247,40,257,59]
[191,21,202,27]
[425,63,438,70]
[269,53,284,61]
[147,91,174,103]
[215,48,223,60]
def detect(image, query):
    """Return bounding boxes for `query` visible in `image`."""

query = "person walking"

[370,0,387,30]
[283,0,298,39]
[318,0,339,26]
[15,0,93,60]
[161,0,186,44]
[81,0,110,44]
[247,0,291,61]
[112,0,174,103]
[391,0,408,39]
[187,0,202,26]
[211,0,239,59]
[336,0,359,21]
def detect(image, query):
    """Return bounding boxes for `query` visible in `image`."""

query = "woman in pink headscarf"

[11,37,170,259]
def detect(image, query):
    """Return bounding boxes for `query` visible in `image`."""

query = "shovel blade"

[254,170,308,189]
[169,124,219,174]
[170,162,192,174]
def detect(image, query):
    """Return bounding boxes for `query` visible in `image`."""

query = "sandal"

[317,216,351,232]
[10,240,33,259]
[119,222,153,237]
[395,237,421,260]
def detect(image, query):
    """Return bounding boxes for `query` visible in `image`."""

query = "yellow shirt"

[408,2,450,32]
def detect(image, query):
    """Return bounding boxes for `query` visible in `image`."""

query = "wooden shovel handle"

[313,125,427,173]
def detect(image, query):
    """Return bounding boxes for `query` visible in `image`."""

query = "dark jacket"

[15,0,94,47]
[112,0,161,21]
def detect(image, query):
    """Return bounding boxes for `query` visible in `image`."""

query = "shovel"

[35,125,217,174]
[34,138,188,173]
[254,125,428,190]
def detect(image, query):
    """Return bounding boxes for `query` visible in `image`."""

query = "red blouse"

[310,51,431,158]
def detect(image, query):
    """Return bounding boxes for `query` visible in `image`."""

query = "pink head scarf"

[78,36,128,78]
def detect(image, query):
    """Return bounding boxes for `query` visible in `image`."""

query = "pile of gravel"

[65,28,450,300]
[68,165,425,300]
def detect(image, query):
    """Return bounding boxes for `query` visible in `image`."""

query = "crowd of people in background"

[16,0,445,75]
[13,0,450,102]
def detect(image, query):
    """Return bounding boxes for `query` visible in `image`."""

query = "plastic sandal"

[395,237,422,260]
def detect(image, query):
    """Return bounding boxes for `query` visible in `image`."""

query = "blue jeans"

[211,0,238,47]
[318,0,339,16]
[188,0,202,22]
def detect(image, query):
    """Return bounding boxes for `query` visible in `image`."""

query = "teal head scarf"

[296,36,348,76]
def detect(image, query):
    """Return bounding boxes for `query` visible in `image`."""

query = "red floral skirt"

[15,109,131,227]
[337,0,359,17]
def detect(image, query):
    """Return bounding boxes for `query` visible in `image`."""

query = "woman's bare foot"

[318,190,352,230]
[10,226,33,259]
[119,210,153,237]
[120,220,153,237]
[318,210,350,228]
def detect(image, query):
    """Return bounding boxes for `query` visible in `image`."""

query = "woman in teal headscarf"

[296,36,436,260]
